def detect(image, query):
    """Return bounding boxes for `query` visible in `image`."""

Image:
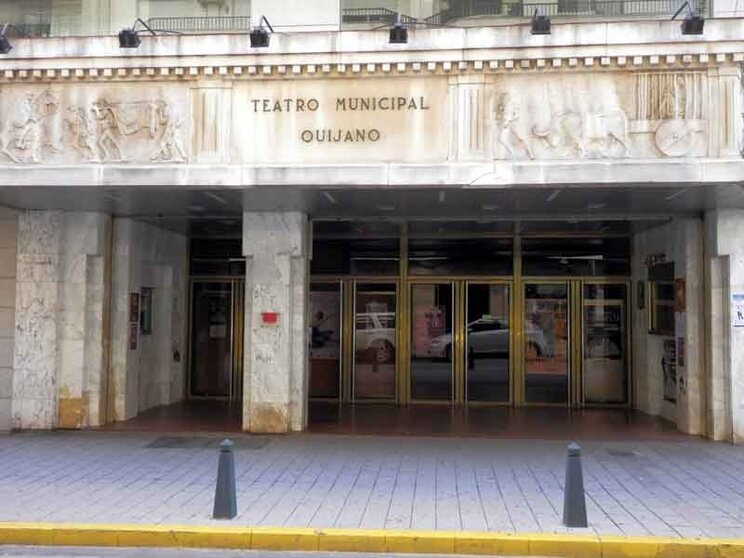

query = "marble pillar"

[0,206,18,430]
[704,209,744,443]
[11,210,110,429]
[242,212,309,433]
[631,218,705,436]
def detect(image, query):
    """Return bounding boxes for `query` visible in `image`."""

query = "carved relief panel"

[0,85,189,165]
[485,71,711,161]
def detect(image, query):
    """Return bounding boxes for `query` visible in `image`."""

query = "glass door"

[582,283,628,405]
[410,283,454,401]
[523,283,570,404]
[466,283,511,403]
[353,283,398,400]
[189,279,244,400]
[309,282,343,399]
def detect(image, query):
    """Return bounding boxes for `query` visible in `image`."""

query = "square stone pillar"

[242,212,309,433]
[705,210,744,443]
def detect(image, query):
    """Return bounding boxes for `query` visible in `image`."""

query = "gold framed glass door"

[409,282,455,401]
[189,279,244,401]
[353,282,398,401]
[309,282,343,399]
[465,282,512,403]
[522,282,570,404]
[582,283,629,405]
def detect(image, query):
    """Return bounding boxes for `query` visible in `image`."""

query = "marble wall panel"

[242,211,308,433]
[632,217,705,434]
[110,218,188,422]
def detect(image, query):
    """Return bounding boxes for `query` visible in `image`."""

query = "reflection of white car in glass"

[426,317,549,359]
[355,312,396,363]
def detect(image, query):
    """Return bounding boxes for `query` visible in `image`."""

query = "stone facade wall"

[0,206,17,430]
[110,219,189,422]
[704,209,744,443]
[243,211,309,433]
[11,211,110,429]
[631,218,705,435]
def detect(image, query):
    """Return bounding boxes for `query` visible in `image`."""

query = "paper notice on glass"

[733,294,744,328]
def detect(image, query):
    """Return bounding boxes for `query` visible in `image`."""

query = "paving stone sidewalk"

[1,432,743,539]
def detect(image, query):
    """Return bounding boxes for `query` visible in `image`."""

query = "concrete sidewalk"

[1,432,743,539]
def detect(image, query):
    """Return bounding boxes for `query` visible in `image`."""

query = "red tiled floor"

[99,399,690,440]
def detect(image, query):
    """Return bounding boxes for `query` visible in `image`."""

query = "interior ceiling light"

[118,18,180,49]
[530,8,551,35]
[389,13,408,44]
[250,16,274,48]
[672,1,704,35]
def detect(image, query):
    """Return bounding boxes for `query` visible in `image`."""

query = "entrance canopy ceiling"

[1,182,743,237]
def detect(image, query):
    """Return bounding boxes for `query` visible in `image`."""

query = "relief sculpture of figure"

[91,98,125,161]
[66,105,100,162]
[658,74,687,120]
[1,89,59,163]
[150,110,187,163]
[492,93,535,160]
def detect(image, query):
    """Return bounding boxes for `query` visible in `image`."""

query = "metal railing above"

[420,0,706,24]
[146,16,252,33]
[342,8,418,25]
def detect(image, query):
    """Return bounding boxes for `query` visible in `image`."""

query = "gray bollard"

[213,439,237,519]
[562,442,588,528]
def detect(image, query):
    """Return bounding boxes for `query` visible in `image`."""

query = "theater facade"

[0,13,743,441]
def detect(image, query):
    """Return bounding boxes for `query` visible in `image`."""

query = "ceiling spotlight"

[672,1,704,35]
[531,9,550,35]
[250,16,274,48]
[681,13,704,34]
[118,18,180,49]
[0,24,27,55]
[389,13,408,44]
[118,28,140,48]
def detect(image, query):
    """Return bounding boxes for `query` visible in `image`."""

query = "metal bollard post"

[213,439,237,519]
[562,442,588,528]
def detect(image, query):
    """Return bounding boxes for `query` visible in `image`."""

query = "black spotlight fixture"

[531,8,551,35]
[118,27,141,48]
[118,18,179,49]
[0,25,11,55]
[0,24,28,55]
[250,16,274,48]
[389,13,408,44]
[673,1,704,35]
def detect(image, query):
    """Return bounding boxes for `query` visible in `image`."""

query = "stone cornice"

[0,19,742,81]
[0,53,741,82]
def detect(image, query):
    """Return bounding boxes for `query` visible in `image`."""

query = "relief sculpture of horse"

[532,107,630,158]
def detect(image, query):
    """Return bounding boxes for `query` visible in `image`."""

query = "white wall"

[631,218,705,435]
[0,206,17,430]
[251,0,340,31]
[110,218,189,421]
[705,209,744,443]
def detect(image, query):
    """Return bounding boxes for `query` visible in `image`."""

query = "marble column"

[242,212,309,433]
[11,211,110,429]
[704,209,744,443]
[631,218,705,436]
[0,206,18,430]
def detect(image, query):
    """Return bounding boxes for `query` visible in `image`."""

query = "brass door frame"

[351,279,401,403]
[463,280,514,406]
[407,279,457,405]
[579,279,632,409]
[187,277,245,402]
[308,280,345,402]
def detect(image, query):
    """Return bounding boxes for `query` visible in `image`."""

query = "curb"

[0,523,743,557]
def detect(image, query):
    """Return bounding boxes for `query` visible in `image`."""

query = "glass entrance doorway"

[189,279,244,400]
[309,220,632,410]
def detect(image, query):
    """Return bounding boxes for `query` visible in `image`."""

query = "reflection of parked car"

[355,312,396,363]
[426,317,549,359]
